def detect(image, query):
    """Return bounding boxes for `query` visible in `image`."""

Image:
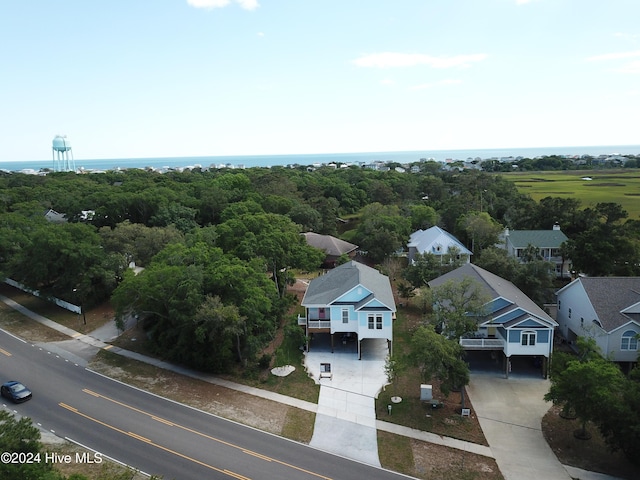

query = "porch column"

[504,354,510,379]
[358,339,361,360]
[331,333,334,353]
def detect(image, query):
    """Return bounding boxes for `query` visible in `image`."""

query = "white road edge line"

[0,327,27,343]
[64,436,151,478]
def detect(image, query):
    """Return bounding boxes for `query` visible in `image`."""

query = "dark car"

[1,381,32,403]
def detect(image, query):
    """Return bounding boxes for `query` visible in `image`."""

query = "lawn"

[501,169,640,219]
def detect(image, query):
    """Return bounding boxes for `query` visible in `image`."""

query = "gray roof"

[570,277,640,332]
[428,263,556,325]
[408,226,472,256]
[505,229,568,249]
[301,261,395,311]
[303,232,358,257]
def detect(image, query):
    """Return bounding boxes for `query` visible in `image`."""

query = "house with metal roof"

[407,226,472,264]
[299,261,395,359]
[556,277,640,370]
[302,232,358,268]
[500,223,570,278]
[429,263,558,378]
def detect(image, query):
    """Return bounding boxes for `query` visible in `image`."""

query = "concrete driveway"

[466,373,571,480]
[305,335,389,466]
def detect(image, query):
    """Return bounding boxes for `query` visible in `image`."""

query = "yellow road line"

[58,402,248,479]
[0,347,11,356]
[81,388,332,479]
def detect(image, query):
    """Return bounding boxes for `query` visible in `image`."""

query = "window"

[558,300,561,311]
[621,330,638,351]
[342,308,349,324]
[369,315,383,330]
[568,308,572,318]
[521,331,536,346]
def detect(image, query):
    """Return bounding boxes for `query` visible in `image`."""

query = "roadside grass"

[0,283,114,334]
[502,169,640,218]
[0,302,70,342]
[90,349,315,444]
[43,442,148,480]
[378,432,503,480]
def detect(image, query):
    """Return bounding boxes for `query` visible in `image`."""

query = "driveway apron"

[466,373,571,480]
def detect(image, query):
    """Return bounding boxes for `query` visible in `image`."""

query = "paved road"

[0,329,412,480]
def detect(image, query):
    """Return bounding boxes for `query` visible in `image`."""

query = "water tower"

[52,135,75,172]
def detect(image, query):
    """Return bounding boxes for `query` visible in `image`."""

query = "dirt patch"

[542,405,636,480]
[411,439,502,480]
[89,351,294,437]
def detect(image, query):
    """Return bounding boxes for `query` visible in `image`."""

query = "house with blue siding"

[299,261,395,359]
[428,264,557,378]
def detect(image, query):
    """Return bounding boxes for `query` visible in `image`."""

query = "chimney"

[553,222,560,231]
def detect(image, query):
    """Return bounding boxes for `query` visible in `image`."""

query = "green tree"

[427,277,490,339]
[215,213,324,297]
[411,325,470,400]
[0,410,56,480]
[545,354,625,439]
[598,367,640,463]
[403,252,441,288]
[409,204,438,230]
[355,203,410,263]
[458,211,503,255]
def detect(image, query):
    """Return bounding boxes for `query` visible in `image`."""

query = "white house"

[299,261,395,359]
[429,264,558,378]
[407,226,472,264]
[556,277,640,370]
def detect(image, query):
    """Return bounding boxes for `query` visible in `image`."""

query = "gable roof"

[408,226,472,256]
[301,261,395,311]
[560,277,640,332]
[428,263,557,327]
[302,232,358,257]
[505,229,568,249]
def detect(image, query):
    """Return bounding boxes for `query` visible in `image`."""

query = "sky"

[2,0,640,161]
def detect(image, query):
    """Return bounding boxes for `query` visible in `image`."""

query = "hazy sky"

[2,0,639,161]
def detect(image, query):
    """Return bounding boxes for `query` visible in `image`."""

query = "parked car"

[1,381,32,403]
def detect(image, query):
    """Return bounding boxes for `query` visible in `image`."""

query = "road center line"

[81,388,333,480]
[58,402,248,479]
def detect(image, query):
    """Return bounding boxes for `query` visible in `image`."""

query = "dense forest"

[1,161,639,372]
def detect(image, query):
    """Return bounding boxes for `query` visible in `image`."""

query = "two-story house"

[299,261,395,359]
[407,226,472,264]
[499,223,570,278]
[428,264,558,378]
[556,276,640,371]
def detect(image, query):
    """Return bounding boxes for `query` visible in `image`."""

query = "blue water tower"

[52,135,75,172]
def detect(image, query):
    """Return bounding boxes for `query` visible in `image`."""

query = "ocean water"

[1,145,639,172]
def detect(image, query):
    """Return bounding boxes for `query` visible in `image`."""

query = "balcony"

[459,337,504,350]
[297,315,331,329]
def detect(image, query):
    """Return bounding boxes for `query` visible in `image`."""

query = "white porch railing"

[297,316,331,329]
[459,338,504,349]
